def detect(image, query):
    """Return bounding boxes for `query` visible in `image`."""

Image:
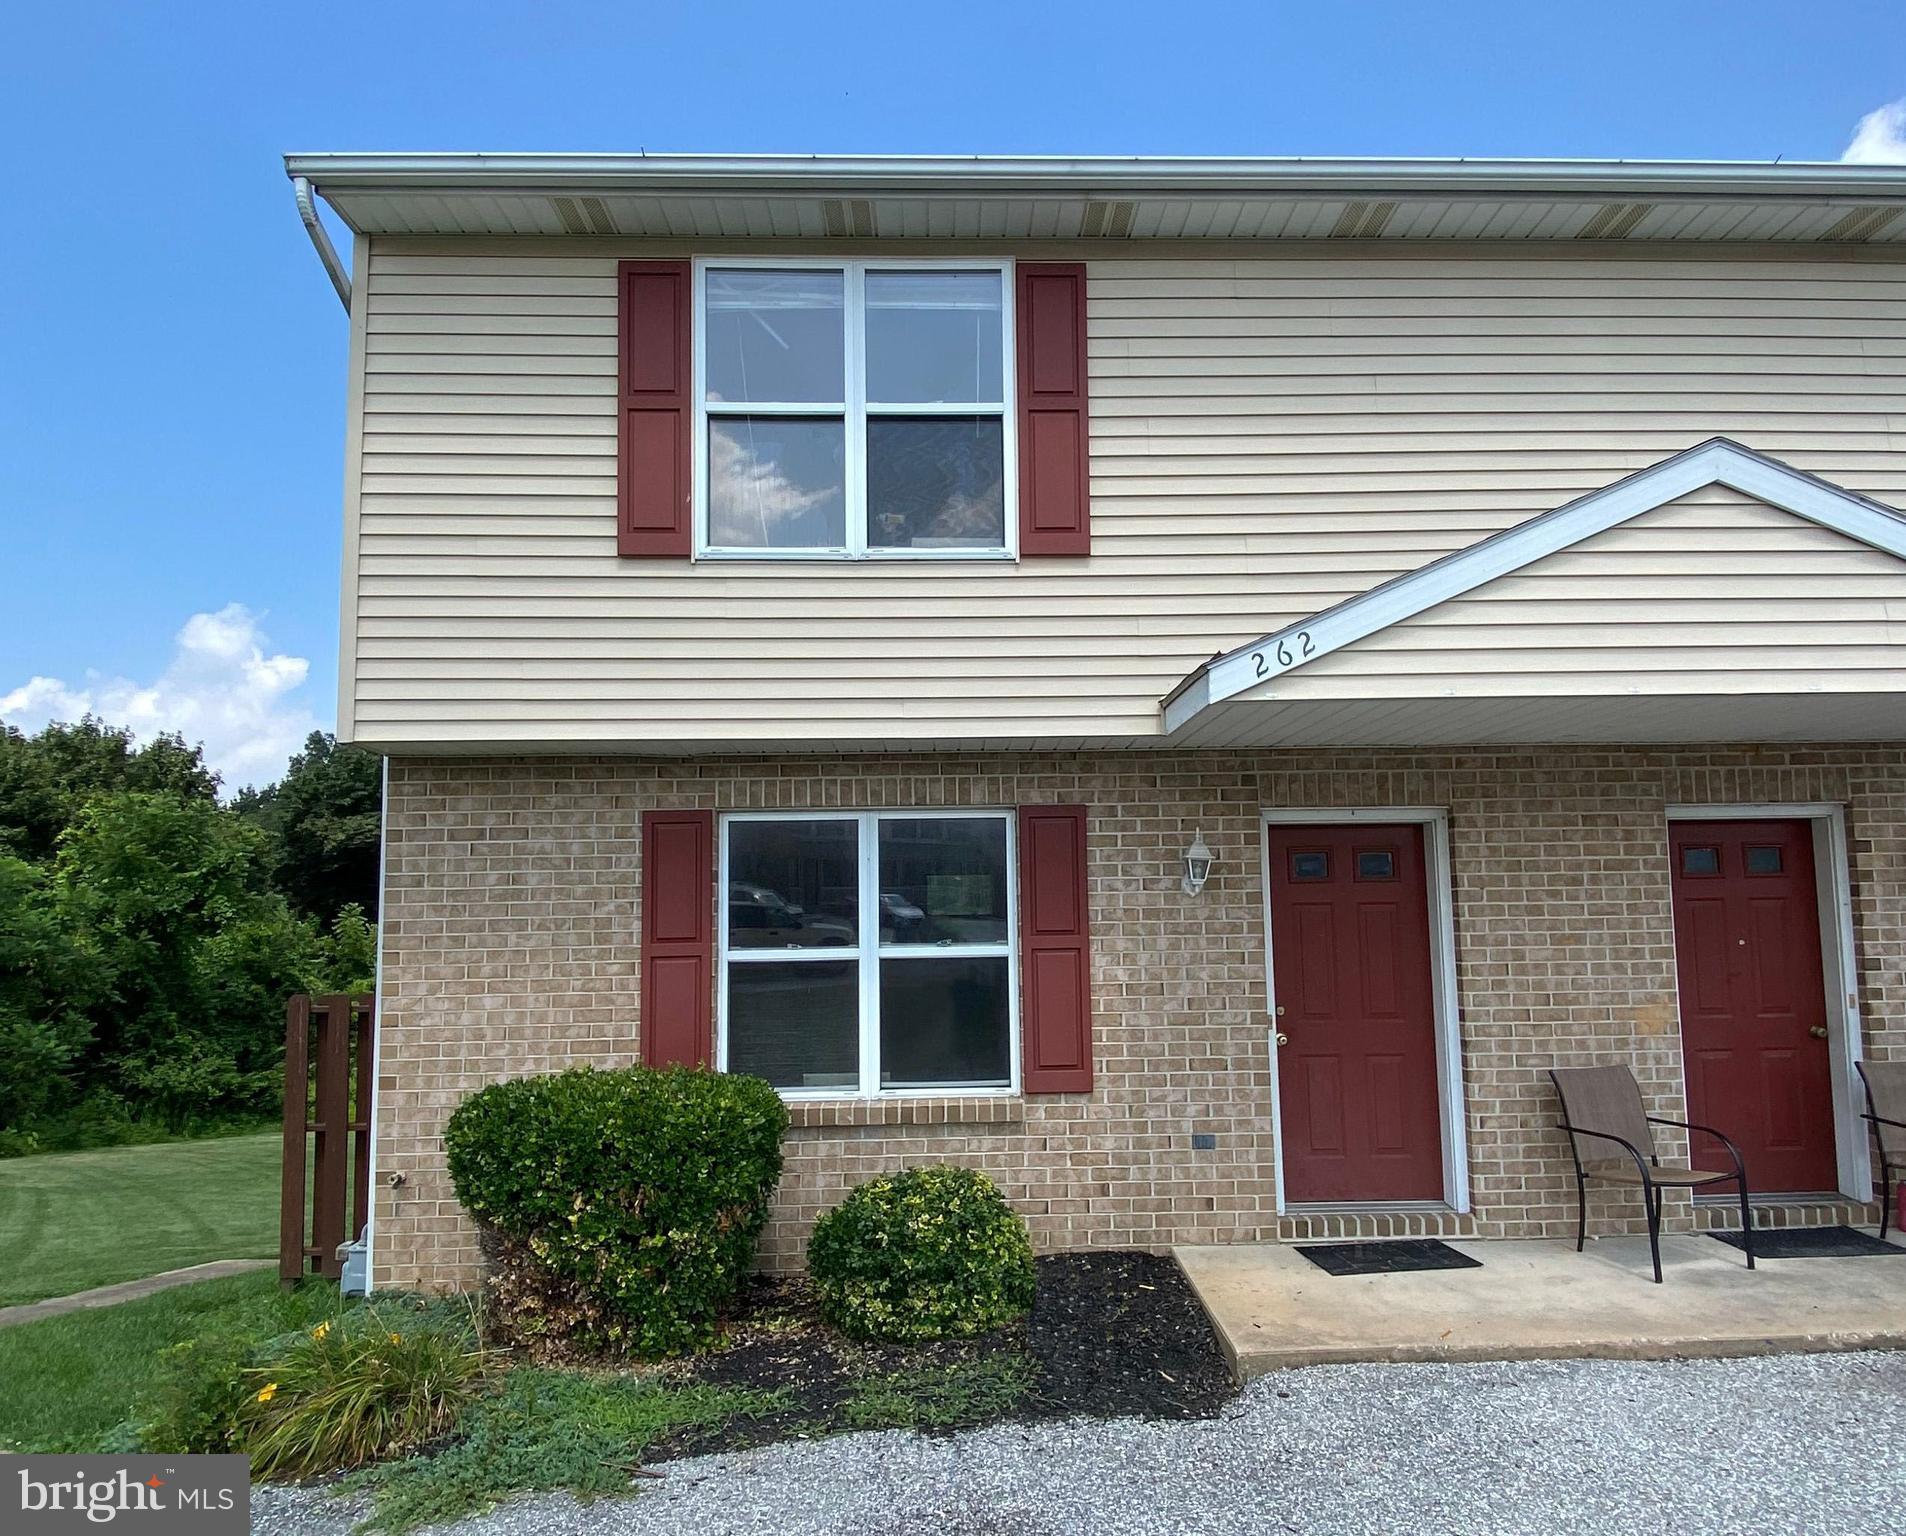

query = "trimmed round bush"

[444,1065,788,1358]
[808,1165,1036,1342]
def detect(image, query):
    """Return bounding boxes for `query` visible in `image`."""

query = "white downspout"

[293,175,352,310]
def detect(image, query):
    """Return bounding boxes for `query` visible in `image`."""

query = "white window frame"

[692,256,1018,561]
[716,808,1021,1099]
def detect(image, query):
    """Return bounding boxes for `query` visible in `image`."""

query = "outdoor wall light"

[1182,831,1214,896]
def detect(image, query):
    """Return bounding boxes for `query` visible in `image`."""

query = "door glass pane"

[1291,851,1329,881]
[708,418,846,549]
[866,417,1006,550]
[877,817,1009,945]
[727,961,859,1089]
[1745,845,1783,875]
[1355,850,1396,881]
[1680,846,1720,877]
[728,819,858,949]
[879,957,1011,1088]
[865,271,1003,404]
[704,269,844,403]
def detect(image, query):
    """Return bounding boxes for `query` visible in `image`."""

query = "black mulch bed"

[645,1251,1234,1461]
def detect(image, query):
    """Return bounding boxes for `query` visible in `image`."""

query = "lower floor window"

[719,810,1016,1094]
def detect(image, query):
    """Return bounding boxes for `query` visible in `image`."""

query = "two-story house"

[285,154,1906,1291]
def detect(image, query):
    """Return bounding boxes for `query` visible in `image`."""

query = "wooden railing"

[280,993,376,1284]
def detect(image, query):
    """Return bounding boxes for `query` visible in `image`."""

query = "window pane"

[865,271,1004,404]
[1746,845,1784,875]
[705,269,844,403]
[709,418,846,549]
[866,418,1006,550]
[728,819,858,949]
[879,957,1010,1088]
[727,961,859,1089]
[1680,846,1720,877]
[1292,851,1329,881]
[1355,850,1396,881]
[877,817,1009,945]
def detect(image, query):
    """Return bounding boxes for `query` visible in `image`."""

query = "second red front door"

[1670,819,1838,1194]
[1268,824,1445,1203]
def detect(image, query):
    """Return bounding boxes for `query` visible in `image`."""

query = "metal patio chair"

[1856,1061,1906,1240]
[1549,1064,1756,1283]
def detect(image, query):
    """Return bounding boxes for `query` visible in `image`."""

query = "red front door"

[1670,819,1837,1194]
[1268,824,1444,1203]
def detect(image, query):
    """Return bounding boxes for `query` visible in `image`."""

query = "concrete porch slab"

[1174,1234,1906,1381]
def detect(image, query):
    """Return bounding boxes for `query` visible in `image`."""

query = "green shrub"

[808,1166,1036,1343]
[142,1333,254,1455]
[444,1065,788,1359]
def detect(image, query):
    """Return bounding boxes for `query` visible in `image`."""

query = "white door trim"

[1664,802,1870,1202]
[1260,808,1470,1215]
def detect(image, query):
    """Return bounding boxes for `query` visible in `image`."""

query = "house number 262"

[1252,631,1315,677]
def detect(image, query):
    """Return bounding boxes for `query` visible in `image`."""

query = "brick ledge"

[785,1097,1026,1129]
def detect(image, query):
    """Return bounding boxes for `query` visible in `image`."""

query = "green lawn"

[0,1132,283,1306]
[0,1269,340,1453]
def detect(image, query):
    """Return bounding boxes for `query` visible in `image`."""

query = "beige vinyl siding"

[1256,485,1906,701]
[349,245,1906,747]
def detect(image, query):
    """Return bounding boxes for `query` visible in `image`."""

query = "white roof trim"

[1163,439,1906,735]
[283,153,1906,198]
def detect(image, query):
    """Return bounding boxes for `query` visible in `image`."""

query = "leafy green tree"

[312,903,378,993]
[260,733,382,922]
[0,856,103,1133]
[54,792,308,1125]
[0,718,219,863]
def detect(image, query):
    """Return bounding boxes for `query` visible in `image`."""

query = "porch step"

[1175,1234,1906,1382]
[1693,1195,1883,1232]
[1273,1206,1476,1243]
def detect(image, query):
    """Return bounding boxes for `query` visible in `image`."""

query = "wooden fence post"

[278,995,312,1286]
[310,995,351,1279]
[350,993,376,1244]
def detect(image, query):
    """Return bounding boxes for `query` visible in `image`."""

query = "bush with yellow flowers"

[142,1303,486,1479]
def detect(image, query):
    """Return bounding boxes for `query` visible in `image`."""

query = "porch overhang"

[1160,689,1906,750]
[283,153,1906,245]
[1162,440,1906,749]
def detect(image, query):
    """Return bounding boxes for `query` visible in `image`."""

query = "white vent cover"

[550,195,616,236]
[1080,200,1137,237]
[1818,206,1902,242]
[1575,203,1655,239]
[1329,200,1398,239]
[821,198,876,237]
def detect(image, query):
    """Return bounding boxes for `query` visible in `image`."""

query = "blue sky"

[1,0,1902,785]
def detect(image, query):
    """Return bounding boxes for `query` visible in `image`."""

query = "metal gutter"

[283,152,1906,201]
[293,175,352,310]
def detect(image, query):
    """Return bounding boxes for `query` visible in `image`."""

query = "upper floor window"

[696,260,1014,558]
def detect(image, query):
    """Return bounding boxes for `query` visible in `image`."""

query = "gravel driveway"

[254,1350,1906,1536]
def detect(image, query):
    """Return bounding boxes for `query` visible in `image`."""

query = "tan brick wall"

[370,746,1906,1290]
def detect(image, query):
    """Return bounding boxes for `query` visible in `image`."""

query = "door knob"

[1809,1025,1830,1039]
[1274,1032,1290,1047]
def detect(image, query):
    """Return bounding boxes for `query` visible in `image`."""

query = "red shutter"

[1015,262,1091,556]
[1017,804,1093,1092]
[618,260,693,557]
[640,809,713,1067]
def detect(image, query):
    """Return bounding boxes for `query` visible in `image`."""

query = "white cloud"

[0,604,322,791]
[1842,99,1906,163]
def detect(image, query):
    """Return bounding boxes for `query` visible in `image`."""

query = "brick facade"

[370,746,1906,1290]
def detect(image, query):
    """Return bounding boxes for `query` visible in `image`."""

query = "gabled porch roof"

[1163,441,1906,748]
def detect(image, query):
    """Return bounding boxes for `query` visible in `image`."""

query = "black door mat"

[1294,1239,1482,1276]
[1710,1225,1903,1259]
